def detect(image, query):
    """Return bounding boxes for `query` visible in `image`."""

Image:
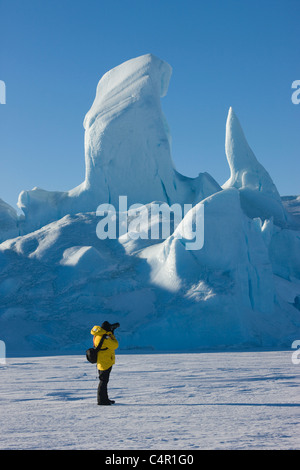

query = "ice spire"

[17,54,220,233]
[223,107,287,225]
[223,107,279,196]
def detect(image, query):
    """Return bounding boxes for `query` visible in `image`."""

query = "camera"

[101,321,120,333]
[110,322,120,332]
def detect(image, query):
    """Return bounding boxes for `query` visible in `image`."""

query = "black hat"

[101,321,112,332]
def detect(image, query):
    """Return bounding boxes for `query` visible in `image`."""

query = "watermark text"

[291,80,300,105]
[0,80,6,104]
[0,340,6,365]
[291,340,300,364]
[96,196,204,251]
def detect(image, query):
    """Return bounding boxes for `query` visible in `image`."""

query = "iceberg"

[223,107,289,226]
[18,54,220,233]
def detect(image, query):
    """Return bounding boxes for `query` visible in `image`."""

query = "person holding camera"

[90,321,119,405]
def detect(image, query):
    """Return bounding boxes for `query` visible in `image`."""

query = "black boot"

[97,367,112,405]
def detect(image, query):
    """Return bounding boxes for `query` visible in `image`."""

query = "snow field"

[0,350,299,450]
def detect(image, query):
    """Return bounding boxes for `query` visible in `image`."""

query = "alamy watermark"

[291,340,300,365]
[0,80,6,104]
[96,196,204,250]
[0,340,6,365]
[291,80,300,105]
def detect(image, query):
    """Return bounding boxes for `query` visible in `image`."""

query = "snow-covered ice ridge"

[0,54,299,355]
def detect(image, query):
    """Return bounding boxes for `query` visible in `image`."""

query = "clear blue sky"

[0,0,299,211]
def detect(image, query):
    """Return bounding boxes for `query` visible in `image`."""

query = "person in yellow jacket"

[91,321,119,405]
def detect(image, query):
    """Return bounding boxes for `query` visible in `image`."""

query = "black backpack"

[86,335,108,364]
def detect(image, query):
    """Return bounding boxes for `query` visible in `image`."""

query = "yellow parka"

[91,325,119,371]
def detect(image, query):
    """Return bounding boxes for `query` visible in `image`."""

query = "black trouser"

[97,366,112,404]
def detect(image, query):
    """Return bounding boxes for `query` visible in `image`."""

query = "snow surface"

[0,53,300,355]
[0,350,299,450]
